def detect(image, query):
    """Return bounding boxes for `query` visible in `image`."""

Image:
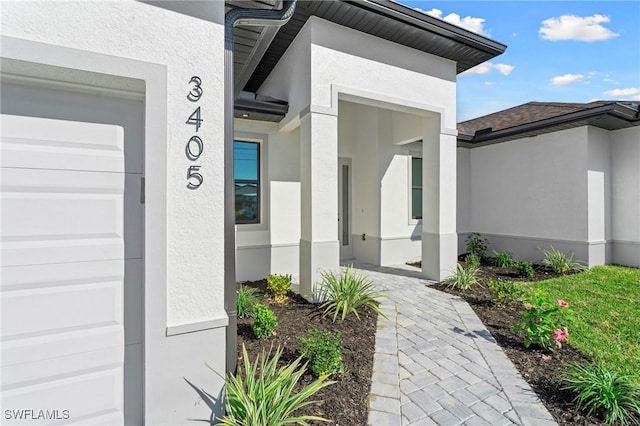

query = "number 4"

[186,106,203,132]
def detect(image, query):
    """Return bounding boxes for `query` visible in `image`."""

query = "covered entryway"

[1,81,144,425]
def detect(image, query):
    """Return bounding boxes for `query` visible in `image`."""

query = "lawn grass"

[521,265,640,381]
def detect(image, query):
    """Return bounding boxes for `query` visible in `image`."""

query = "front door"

[338,158,353,259]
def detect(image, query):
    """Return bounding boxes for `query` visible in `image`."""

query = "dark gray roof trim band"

[351,0,506,54]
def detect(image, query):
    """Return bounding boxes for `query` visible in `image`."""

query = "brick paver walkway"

[352,263,557,426]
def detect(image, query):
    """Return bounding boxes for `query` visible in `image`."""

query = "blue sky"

[398,1,640,121]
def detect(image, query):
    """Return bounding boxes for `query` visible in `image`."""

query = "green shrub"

[444,264,480,290]
[252,303,278,339]
[513,291,573,350]
[562,363,640,426]
[516,261,535,278]
[237,285,259,319]
[488,279,524,307]
[466,232,488,259]
[267,273,292,303]
[493,250,515,268]
[298,329,345,378]
[542,246,587,274]
[317,267,384,322]
[465,252,481,268]
[218,344,335,426]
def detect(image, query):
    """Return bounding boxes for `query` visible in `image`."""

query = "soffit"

[243,0,506,92]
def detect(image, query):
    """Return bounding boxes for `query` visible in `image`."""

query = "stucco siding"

[611,126,640,266]
[468,127,589,262]
[1,1,226,423]
[234,119,301,281]
[457,147,472,253]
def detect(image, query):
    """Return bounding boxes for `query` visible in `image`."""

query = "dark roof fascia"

[350,0,507,57]
[459,102,640,147]
[234,97,289,121]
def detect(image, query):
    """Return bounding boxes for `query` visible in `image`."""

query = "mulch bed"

[430,260,608,426]
[236,260,609,426]
[236,279,377,426]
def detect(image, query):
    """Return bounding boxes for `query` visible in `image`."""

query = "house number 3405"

[186,76,204,189]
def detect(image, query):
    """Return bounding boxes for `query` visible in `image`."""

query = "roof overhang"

[243,0,507,92]
[234,91,289,122]
[458,102,640,148]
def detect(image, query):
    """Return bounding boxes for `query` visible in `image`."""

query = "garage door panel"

[1,236,123,267]
[1,325,124,367]
[1,82,142,174]
[2,194,123,239]
[1,166,125,266]
[2,358,123,426]
[1,114,124,173]
[1,114,129,425]
[1,279,123,340]
[1,345,123,389]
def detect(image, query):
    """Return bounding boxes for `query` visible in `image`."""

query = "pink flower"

[556,299,569,308]
[541,354,552,362]
[553,328,569,342]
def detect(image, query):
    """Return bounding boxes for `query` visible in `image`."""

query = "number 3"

[187,76,203,102]
[187,165,203,189]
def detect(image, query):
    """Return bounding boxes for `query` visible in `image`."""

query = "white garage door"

[1,81,144,425]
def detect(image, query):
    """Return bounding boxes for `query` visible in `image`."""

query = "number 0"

[186,136,203,161]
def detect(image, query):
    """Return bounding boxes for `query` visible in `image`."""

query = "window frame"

[234,139,261,225]
[409,154,423,222]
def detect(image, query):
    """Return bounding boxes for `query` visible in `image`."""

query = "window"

[411,156,422,220]
[234,141,260,224]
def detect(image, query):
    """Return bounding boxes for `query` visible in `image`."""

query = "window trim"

[409,153,423,223]
[234,139,262,225]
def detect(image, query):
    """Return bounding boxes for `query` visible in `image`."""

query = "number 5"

[187,165,203,189]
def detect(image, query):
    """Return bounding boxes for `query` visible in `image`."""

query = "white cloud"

[551,74,585,86]
[422,8,489,36]
[539,14,619,41]
[603,87,640,101]
[462,62,515,76]
[463,62,493,75]
[604,87,640,97]
[494,64,515,76]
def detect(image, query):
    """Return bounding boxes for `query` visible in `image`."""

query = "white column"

[421,115,458,281]
[299,110,340,298]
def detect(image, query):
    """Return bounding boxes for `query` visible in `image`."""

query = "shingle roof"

[458,101,623,135]
[457,100,640,147]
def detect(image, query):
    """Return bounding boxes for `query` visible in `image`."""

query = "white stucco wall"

[611,126,640,266]
[261,17,457,127]
[468,127,590,262]
[465,124,639,267]
[234,119,301,281]
[586,127,612,264]
[255,16,457,276]
[457,147,472,252]
[1,1,227,423]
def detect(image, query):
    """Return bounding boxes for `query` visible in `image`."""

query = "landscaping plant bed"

[432,262,608,426]
[236,279,377,425]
